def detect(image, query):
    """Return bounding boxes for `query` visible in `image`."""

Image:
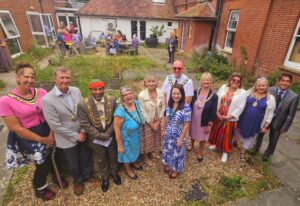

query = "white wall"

[79,16,179,43]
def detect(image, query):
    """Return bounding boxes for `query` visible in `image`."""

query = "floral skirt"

[6,122,50,168]
[141,123,161,154]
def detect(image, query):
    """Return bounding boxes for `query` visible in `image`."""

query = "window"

[0,10,22,57]
[224,10,240,52]
[27,12,56,47]
[168,22,172,27]
[57,13,79,30]
[285,18,300,71]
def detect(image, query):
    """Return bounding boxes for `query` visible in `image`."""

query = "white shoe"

[209,145,216,150]
[221,153,228,163]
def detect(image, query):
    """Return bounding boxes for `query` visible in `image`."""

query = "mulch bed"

[6,142,266,206]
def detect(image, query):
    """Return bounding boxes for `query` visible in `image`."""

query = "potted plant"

[145,25,166,48]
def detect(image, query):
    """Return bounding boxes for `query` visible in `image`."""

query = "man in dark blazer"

[167,32,178,64]
[77,80,121,192]
[253,73,299,161]
[42,68,94,196]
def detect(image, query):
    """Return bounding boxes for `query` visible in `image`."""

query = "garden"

[3,45,284,205]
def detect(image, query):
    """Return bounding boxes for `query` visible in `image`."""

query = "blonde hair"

[143,74,157,88]
[200,72,213,87]
[251,77,269,95]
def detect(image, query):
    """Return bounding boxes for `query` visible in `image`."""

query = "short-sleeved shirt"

[161,74,193,102]
[0,88,47,128]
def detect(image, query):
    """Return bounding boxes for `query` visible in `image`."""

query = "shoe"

[187,146,194,152]
[111,174,122,185]
[131,164,143,171]
[249,149,258,156]
[240,153,246,161]
[262,155,270,162]
[126,172,138,180]
[35,187,56,201]
[209,145,216,150]
[73,183,84,196]
[197,156,204,163]
[164,166,171,173]
[85,177,99,184]
[101,179,109,192]
[221,152,228,163]
[169,172,179,179]
[53,176,69,189]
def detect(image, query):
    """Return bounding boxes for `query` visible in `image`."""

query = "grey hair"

[54,67,71,77]
[120,86,133,96]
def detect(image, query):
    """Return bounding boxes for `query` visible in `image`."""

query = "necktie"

[174,80,178,85]
[276,90,283,108]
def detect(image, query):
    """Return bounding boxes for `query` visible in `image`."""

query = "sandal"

[240,153,246,161]
[164,166,171,173]
[131,164,144,171]
[169,171,179,179]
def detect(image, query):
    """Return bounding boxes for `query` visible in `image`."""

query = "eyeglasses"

[173,67,183,71]
[231,78,241,83]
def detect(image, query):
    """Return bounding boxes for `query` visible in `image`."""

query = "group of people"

[56,21,83,56]
[0,59,298,201]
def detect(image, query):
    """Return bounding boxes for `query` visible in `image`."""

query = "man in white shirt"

[161,60,193,106]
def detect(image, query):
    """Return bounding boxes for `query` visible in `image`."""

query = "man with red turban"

[77,79,121,192]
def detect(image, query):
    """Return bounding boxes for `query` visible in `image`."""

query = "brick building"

[0,0,58,57]
[177,0,300,79]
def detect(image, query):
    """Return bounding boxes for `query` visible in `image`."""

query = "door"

[140,21,146,41]
[131,20,137,39]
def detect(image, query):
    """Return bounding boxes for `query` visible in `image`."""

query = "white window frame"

[0,10,22,58]
[56,13,79,31]
[284,18,300,71]
[224,10,240,53]
[27,12,55,47]
[152,0,166,3]
[188,20,192,39]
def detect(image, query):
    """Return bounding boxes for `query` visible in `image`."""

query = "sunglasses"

[173,67,183,71]
[231,78,241,83]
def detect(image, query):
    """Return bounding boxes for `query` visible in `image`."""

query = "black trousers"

[61,142,92,183]
[168,49,175,64]
[254,128,281,157]
[33,149,60,189]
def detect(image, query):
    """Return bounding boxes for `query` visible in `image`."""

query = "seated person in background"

[99,32,107,47]
[122,35,127,42]
[88,32,97,49]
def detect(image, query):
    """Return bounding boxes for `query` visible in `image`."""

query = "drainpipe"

[211,0,222,50]
[39,0,44,13]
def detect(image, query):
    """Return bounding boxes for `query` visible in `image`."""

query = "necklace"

[121,101,143,127]
[252,93,266,107]
[8,88,38,105]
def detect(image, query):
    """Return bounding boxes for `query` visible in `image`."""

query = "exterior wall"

[0,0,58,53]
[254,0,300,81]
[79,16,178,43]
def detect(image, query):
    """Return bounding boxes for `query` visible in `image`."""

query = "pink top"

[0,88,47,128]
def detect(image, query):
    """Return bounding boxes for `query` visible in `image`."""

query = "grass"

[12,42,53,66]
[189,155,281,205]
[0,80,6,89]
[2,166,29,206]
[35,54,157,97]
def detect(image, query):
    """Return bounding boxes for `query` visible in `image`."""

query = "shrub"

[187,50,233,80]
[0,80,5,89]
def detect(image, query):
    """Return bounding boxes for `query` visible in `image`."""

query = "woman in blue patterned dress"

[162,84,191,179]
[114,86,144,180]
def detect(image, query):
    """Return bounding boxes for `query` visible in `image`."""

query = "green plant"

[291,82,300,110]
[150,25,166,38]
[267,72,281,86]
[0,80,6,89]
[3,166,29,205]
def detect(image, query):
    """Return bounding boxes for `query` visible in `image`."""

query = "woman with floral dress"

[162,84,191,179]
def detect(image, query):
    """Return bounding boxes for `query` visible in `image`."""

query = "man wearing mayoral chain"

[42,67,93,196]
[78,80,121,192]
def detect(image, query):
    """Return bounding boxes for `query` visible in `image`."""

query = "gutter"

[211,0,222,50]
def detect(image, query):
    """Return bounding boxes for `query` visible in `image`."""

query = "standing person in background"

[209,72,247,163]
[0,63,68,201]
[78,80,121,192]
[162,84,191,179]
[138,74,164,165]
[88,32,97,50]
[167,32,177,64]
[0,38,12,72]
[131,34,139,55]
[188,72,218,162]
[238,77,276,160]
[253,73,299,161]
[162,60,193,106]
[114,87,144,180]
[69,21,75,33]
[42,68,94,196]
